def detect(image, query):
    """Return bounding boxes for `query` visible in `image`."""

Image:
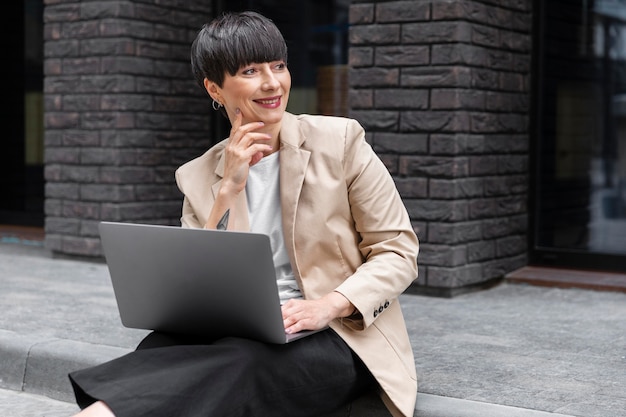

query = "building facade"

[4,0,625,295]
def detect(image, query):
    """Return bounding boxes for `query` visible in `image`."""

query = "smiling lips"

[254,96,281,108]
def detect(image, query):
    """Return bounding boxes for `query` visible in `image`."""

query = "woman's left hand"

[281,292,355,334]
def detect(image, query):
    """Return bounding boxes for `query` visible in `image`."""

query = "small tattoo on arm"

[216,209,230,230]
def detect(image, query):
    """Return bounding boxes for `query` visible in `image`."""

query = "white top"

[245,151,302,303]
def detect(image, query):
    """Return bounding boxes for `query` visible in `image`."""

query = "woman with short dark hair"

[68,11,419,417]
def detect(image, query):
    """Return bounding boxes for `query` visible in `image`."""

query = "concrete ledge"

[0,330,38,391]
[413,393,574,417]
[24,339,131,402]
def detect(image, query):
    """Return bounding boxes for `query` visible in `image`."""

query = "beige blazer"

[175,112,419,417]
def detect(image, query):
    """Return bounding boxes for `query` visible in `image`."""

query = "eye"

[274,61,287,70]
[241,67,256,76]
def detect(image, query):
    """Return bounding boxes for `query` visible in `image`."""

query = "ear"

[204,78,222,103]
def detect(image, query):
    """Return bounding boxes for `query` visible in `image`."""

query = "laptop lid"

[98,221,318,344]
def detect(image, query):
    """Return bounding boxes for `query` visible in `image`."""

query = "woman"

[69,11,419,417]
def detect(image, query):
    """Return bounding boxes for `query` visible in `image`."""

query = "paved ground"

[0,241,625,417]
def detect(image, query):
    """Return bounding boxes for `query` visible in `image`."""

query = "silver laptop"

[98,221,324,344]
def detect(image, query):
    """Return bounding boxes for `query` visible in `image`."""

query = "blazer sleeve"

[333,119,419,329]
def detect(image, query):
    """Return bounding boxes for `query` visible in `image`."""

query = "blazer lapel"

[279,113,310,281]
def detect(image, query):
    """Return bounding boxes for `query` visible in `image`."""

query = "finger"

[229,107,242,136]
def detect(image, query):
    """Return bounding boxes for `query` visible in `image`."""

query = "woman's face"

[210,60,291,128]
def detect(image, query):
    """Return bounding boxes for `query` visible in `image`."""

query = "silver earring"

[212,99,223,111]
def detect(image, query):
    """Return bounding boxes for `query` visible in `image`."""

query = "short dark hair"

[191,11,288,89]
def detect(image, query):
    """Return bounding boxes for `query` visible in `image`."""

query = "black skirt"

[69,329,374,417]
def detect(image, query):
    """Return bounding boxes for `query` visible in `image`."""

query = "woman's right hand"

[221,108,273,196]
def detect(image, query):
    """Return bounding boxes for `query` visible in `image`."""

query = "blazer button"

[378,306,384,313]
[373,309,378,318]
[384,300,390,308]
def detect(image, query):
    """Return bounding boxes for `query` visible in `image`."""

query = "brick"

[375,88,428,109]
[78,75,136,93]
[431,89,486,110]
[376,1,430,23]
[404,199,469,222]
[482,215,528,239]
[350,110,399,131]
[484,175,528,196]
[80,2,135,19]
[63,95,100,111]
[471,24,499,48]
[82,112,134,129]
[498,155,528,174]
[469,155,498,176]
[62,57,100,74]
[402,66,472,88]
[482,254,527,281]
[101,94,153,111]
[402,22,471,44]
[99,19,154,38]
[61,236,102,257]
[80,39,135,56]
[136,40,172,59]
[419,243,467,267]
[61,165,100,183]
[45,40,80,58]
[485,92,529,112]
[45,183,79,200]
[80,184,135,202]
[45,217,80,235]
[349,89,373,109]
[484,134,528,153]
[45,112,80,129]
[45,147,80,164]
[349,4,374,24]
[430,134,484,155]
[62,21,99,38]
[80,219,101,237]
[80,148,120,165]
[375,45,429,66]
[470,196,526,220]
[400,110,471,133]
[496,235,526,257]
[101,56,156,75]
[400,155,469,179]
[44,4,81,23]
[432,44,487,66]
[429,178,484,199]
[101,130,154,147]
[350,67,399,87]
[154,96,205,113]
[394,177,428,199]
[136,76,172,94]
[349,24,400,45]
[349,47,374,67]
[100,167,155,184]
[45,199,63,217]
[427,221,484,244]
[471,68,499,90]
[374,132,428,154]
[467,240,496,262]
[63,130,100,146]
[135,184,180,201]
[60,201,101,220]
[427,264,484,288]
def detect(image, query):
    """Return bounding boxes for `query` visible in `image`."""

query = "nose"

[261,66,280,90]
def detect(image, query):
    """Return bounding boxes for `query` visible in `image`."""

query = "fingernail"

[235,108,240,114]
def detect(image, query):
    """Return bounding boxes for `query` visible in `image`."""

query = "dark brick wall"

[348,0,532,294]
[43,0,534,293]
[43,0,212,257]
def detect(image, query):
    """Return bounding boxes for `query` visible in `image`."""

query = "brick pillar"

[348,0,532,295]
[43,0,212,257]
